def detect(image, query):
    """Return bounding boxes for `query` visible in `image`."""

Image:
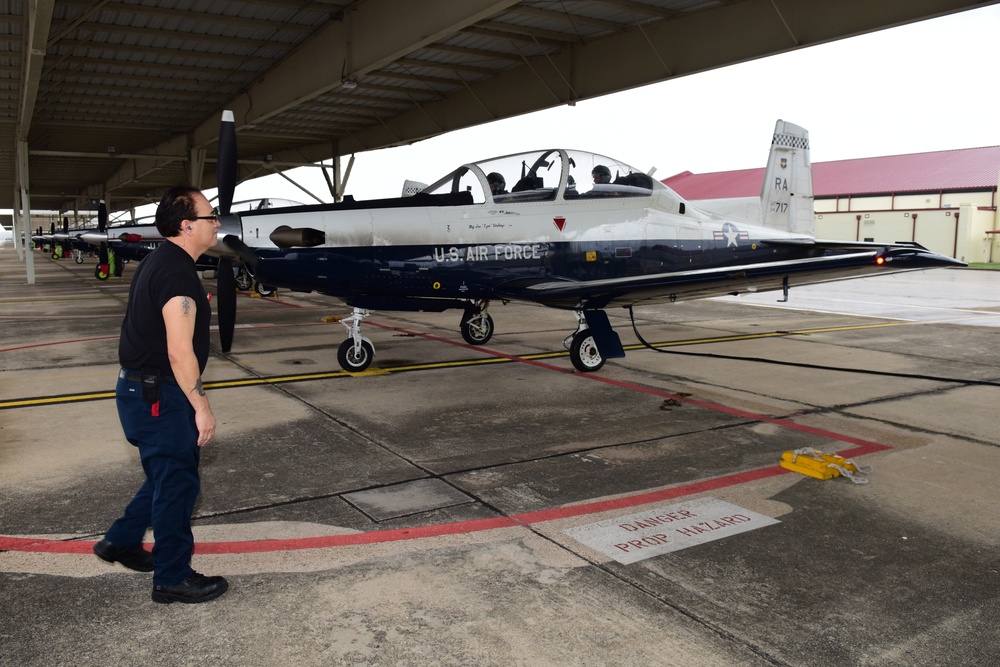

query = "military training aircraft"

[168,113,967,372]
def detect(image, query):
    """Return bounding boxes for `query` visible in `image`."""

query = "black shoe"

[93,538,154,572]
[152,572,229,604]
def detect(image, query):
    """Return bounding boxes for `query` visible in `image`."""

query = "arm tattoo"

[191,377,206,397]
[181,296,192,316]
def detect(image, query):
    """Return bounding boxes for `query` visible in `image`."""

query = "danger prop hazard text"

[564,497,780,565]
[614,511,753,555]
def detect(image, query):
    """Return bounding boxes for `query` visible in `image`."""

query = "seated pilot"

[487,172,507,196]
[591,165,612,185]
[586,165,619,196]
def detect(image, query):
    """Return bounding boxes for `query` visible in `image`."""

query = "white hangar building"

[663,146,1000,263]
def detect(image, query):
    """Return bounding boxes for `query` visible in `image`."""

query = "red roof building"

[662,146,1000,262]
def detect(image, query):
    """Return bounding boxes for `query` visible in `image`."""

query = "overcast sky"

[140,4,1000,218]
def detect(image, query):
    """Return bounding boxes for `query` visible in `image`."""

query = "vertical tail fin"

[761,120,814,235]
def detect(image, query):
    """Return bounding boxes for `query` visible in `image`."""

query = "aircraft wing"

[506,244,965,310]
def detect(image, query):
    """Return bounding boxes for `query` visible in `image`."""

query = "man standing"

[95,186,228,604]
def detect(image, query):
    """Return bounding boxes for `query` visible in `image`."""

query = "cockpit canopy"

[419,149,660,204]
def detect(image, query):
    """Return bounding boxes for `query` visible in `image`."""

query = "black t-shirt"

[118,241,211,374]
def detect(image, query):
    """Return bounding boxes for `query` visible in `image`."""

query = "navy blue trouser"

[105,373,200,586]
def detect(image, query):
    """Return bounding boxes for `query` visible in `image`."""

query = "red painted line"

[0,320,891,556]
[0,443,886,556]
[0,335,119,353]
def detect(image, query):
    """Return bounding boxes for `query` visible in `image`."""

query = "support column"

[12,184,24,261]
[16,140,36,285]
[189,148,206,189]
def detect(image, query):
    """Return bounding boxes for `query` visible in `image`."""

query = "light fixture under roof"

[341,78,358,90]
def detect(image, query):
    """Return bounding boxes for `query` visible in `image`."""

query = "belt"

[119,368,175,383]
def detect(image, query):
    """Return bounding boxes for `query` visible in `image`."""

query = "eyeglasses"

[191,207,220,221]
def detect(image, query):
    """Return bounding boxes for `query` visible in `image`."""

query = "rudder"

[761,120,813,235]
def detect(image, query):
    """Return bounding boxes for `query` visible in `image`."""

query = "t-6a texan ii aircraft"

[201,113,963,373]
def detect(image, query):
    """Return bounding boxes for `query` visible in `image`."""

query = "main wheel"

[569,329,605,372]
[236,268,253,291]
[255,281,275,297]
[337,338,374,372]
[460,312,494,345]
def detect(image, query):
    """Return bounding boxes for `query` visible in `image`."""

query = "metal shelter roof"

[3,0,997,216]
[662,145,1000,199]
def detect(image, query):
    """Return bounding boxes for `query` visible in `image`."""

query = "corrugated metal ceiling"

[2,0,994,216]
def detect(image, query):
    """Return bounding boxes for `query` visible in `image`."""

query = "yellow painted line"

[0,391,116,408]
[0,321,912,410]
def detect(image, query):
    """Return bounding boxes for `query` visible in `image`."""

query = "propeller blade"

[63,217,69,234]
[217,110,236,216]
[217,256,237,353]
[98,201,107,233]
[223,234,258,270]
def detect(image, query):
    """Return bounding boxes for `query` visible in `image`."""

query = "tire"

[94,265,110,281]
[460,312,494,345]
[236,268,253,291]
[255,281,275,297]
[337,338,374,372]
[570,329,605,372]
[75,254,84,264]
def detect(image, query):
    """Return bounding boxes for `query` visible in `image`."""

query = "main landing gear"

[564,311,605,373]
[460,300,494,346]
[232,264,276,297]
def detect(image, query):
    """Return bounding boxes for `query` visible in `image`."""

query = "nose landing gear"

[337,308,375,372]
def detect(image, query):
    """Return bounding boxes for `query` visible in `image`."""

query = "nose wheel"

[337,308,375,372]
[337,337,374,372]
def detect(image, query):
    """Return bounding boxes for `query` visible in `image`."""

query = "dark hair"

[155,185,201,237]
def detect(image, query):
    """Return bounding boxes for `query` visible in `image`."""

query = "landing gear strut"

[337,308,375,372]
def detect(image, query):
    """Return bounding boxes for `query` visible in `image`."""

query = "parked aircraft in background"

[134,113,967,372]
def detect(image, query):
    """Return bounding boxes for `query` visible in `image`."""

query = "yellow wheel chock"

[780,448,871,484]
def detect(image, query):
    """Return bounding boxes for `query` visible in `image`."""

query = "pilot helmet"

[486,172,506,193]
[592,165,612,184]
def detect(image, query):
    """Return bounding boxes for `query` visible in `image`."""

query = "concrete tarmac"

[2,245,998,667]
